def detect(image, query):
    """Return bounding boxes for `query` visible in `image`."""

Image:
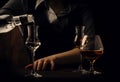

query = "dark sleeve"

[80,4,95,38]
[0,0,27,15]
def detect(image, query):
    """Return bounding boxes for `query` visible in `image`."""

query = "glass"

[25,15,42,77]
[73,26,89,74]
[80,35,104,75]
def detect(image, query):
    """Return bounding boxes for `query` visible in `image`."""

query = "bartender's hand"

[25,55,56,71]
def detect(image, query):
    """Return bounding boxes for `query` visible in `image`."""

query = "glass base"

[30,72,43,78]
[73,66,89,75]
[89,70,102,75]
[74,69,89,75]
[25,70,42,78]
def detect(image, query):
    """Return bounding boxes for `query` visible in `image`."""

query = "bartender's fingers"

[25,64,33,69]
[50,61,55,70]
[42,60,48,70]
[34,61,38,70]
[37,59,44,71]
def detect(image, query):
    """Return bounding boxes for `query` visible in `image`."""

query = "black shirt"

[0,0,95,58]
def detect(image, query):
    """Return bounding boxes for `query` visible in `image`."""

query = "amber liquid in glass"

[81,50,104,60]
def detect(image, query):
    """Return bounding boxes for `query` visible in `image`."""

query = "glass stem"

[78,65,83,70]
[31,50,36,74]
[79,54,83,70]
[89,60,95,73]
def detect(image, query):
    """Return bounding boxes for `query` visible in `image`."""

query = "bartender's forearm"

[52,48,81,64]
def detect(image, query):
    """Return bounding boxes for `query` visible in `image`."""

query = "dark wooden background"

[0,0,30,77]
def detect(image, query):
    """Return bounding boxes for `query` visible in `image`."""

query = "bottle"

[0,14,34,33]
